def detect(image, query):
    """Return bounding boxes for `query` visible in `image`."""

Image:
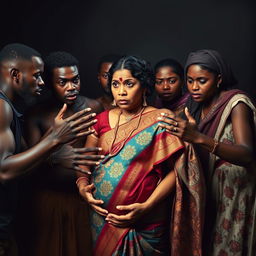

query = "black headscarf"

[182,49,238,123]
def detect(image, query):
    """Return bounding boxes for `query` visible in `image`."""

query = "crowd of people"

[0,43,255,256]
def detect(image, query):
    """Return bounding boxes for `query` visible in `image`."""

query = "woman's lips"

[161,93,172,98]
[118,100,128,105]
[191,94,202,99]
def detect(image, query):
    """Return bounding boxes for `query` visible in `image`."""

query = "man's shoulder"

[79,95,104,113]
[0,98,13,129]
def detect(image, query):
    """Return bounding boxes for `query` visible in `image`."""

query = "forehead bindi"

[112,69,134,81]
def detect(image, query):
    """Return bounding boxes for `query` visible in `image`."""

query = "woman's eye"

[111,81,118,88]
[155,80,162,85]
[126,81,134,87]
[199,79,207,84]
[187,79,193,84]
[169,79,177,84]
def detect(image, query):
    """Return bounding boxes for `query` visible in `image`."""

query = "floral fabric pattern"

[209,118,256,256]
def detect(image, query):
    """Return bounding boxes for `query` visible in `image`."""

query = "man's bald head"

[0,43,41,64]
[0,43,44,102]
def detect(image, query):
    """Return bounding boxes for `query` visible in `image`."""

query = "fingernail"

[91,113,96,117]
[85,108,91,111]
[96,162,100,165]
[157,117,163,120]
[116,206,120,209]
[93,120,97,123]
[101,155,105,158]
[161,113,166,116]
[98,147,102,151]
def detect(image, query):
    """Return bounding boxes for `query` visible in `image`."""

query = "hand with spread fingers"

[78,182,109,217]
[105,203,148,228]
[49,145,105,174]
[51,104,98,144]
[158,107,201,143]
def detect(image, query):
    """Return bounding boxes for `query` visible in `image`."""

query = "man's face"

[98,62,113,93]
[17,56,44,103]
[51,65,80,105]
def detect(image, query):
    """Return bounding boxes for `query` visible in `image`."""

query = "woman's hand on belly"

[79,183,108,216]
[105,202,148,228]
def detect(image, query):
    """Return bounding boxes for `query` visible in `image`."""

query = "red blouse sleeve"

[93,110,111,137]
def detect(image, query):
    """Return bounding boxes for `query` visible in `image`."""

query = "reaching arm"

[76,133,109,216]
[159,103,256,167]
[0,102,96,181]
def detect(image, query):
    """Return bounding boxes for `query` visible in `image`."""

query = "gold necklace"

[101,107,146,164]
[121,107,144,122]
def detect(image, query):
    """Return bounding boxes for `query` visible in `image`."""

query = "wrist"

[76,176,89,189]
[141,200,153,213]
[45,132,60,148]
[194,132,206,145]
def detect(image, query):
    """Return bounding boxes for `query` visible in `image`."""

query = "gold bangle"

[211,139,219,154]
[76,176,89,186]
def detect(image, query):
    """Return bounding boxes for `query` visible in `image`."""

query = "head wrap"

[181,49,237,123]
[185,49,237,89]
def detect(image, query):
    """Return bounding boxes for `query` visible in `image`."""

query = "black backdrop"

[1,0,255,98]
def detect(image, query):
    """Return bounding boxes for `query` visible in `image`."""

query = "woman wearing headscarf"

[158,49,256,255]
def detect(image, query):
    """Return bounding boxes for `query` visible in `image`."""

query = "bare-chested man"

[18,51,104,256]
[0,44,101,256]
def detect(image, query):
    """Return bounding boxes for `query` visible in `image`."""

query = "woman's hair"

[154,58,184,81]
[108,55,155,95]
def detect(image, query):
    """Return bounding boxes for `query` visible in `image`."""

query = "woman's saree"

[90,109,205,256]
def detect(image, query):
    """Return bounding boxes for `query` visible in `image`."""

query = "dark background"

[1,0,255,98]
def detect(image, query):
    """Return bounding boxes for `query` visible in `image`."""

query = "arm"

[106,169,176,227]
[24,111,103,173]
[159,103,256,167]
[76,133,108,216]
[0,102,95,181]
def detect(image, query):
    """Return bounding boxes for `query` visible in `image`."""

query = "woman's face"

[111,69,144,111]
[186,64,220,103]
[155,66,182,101]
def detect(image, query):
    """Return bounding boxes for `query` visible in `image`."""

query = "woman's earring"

[143,93,147,107]
[217,83,220,88]
[112,99,117,106]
